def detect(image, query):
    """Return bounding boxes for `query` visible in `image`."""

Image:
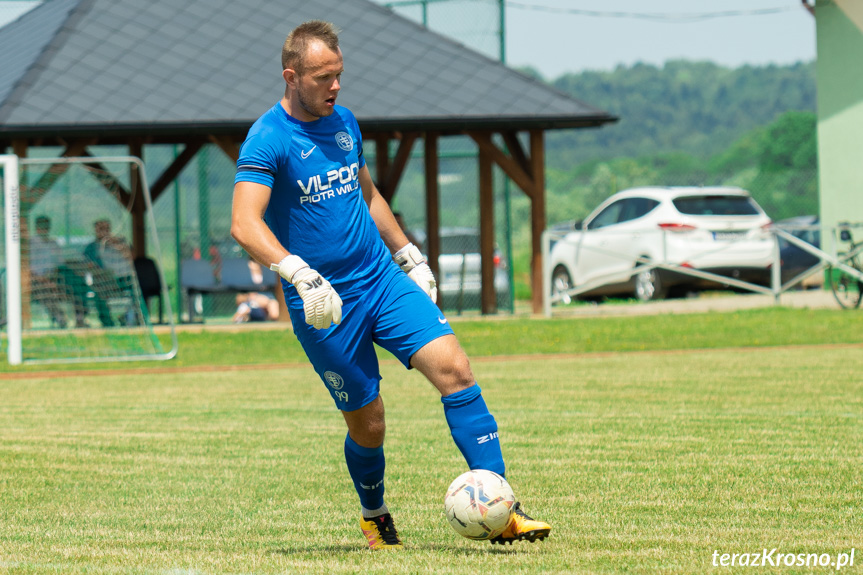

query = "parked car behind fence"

[548,186,776,303]
[416,227,511,313]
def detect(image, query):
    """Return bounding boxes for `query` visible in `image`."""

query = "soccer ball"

[444,469,516,540]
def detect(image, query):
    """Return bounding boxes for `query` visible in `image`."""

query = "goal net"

[1,155,177,365]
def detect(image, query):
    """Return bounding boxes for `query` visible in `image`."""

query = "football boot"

[360,513,403,550]
[489,502,551,545]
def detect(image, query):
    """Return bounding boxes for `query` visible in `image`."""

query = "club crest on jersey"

[324,371,345,390]
[335,131,353,151]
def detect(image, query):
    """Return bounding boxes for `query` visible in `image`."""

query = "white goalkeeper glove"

[393,243,437,303]
[271,255,342,329]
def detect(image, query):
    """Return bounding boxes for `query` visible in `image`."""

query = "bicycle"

[829,224,863,309]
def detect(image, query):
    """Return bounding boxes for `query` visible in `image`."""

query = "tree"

[547,60,815,167]
[758,111,818,172]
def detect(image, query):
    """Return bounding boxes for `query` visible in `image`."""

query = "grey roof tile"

[0,0,80,112]
[129,10,162,31]
[0,0,613,135]
[143,2,176,20]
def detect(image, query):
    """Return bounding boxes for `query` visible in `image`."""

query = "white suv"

[548,187,775,302]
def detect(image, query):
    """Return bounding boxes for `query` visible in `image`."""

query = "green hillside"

[486,61,818,300]
[538,60,816,167]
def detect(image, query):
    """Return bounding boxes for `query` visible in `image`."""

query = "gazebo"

[0,0,616,313]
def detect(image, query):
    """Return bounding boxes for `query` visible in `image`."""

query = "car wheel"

[551,265,573,304]
[633,260,666,302]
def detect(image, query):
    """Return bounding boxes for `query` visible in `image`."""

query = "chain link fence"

[543,164,818,228]
[143,142,818,321]
[378,0,502,62]
[532,162,818,302]
[129,137,515,321]
[2,138,817,322]
[1,0,820,320]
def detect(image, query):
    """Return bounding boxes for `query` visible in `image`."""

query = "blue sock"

[344,434,386,511]
[441,384,506,477]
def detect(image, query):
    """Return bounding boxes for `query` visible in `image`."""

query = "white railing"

[542,222,863,317]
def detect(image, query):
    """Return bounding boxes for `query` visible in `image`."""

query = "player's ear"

[282,68,297,87]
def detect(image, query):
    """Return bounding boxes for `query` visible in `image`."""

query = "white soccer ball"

[444,469,516,540]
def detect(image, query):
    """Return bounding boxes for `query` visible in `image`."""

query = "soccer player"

[230,20,551,550]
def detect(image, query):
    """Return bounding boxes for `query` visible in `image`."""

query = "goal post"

[2,154,22,364]
[1,155,177,365]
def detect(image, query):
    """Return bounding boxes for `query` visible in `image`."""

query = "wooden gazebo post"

[478,141,496,314]
[469,129,547,314]
[129,140,146,259]
[529,130,545,314]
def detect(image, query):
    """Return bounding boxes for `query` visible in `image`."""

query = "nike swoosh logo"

[301,145,317,159]
[438,317,448,324]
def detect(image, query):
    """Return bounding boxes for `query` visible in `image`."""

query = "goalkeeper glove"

[393,243,437,303]
[271,255,342,329]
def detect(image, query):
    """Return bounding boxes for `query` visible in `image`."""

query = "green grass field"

[1,308,862,573]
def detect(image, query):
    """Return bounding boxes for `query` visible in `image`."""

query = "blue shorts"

[289,264,454,412]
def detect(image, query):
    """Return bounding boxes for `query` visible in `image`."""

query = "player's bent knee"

[433,356,475,395]
[448,353,474,386]
[411,335,476,393]
[342,396,386,447]
[348,420,386,448]
[366,418,386,441]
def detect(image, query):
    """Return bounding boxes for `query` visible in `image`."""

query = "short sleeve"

[235,130,281,188]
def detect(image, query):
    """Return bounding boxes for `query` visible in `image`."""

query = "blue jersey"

[235,103,391,304]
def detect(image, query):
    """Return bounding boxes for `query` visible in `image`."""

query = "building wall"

[816,0,863,250]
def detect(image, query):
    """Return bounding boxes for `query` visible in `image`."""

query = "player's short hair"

[282,20,340,73]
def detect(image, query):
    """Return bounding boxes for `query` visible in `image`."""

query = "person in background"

[60,218,133,328]
[29,215,68,328]
[83,219,133,275]
[232,292,280,323]
[86,218,139,325]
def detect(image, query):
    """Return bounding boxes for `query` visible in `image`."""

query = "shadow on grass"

[271,542,520,555]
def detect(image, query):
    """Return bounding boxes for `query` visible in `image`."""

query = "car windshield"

[672,195,761,216]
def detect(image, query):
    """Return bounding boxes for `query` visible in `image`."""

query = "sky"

[0,1,37,24]
[0,0,817,81]
[381,0,817,80]
[503,0,816,78]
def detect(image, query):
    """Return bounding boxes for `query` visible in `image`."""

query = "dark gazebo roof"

[0,0,618,315]
[0,0,615,143]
